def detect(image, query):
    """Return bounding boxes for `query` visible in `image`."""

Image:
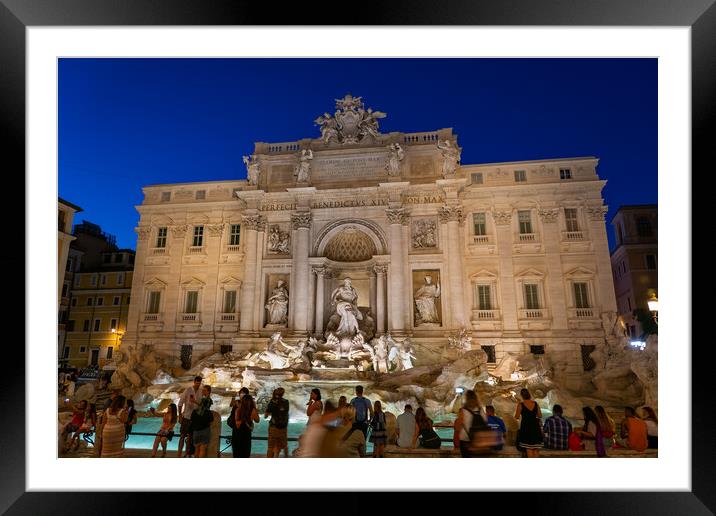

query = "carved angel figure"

[359,107,386,139]
[437,140,461,177]
[314,112,339,144]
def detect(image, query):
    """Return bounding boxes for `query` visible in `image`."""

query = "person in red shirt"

[618,406,648,452]
[61,400,87,453]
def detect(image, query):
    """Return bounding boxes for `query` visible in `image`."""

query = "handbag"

[568,431,584,451]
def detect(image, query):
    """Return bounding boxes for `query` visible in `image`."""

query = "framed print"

[2,0,711,513]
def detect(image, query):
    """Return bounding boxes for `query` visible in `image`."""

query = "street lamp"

[647,292,658,324]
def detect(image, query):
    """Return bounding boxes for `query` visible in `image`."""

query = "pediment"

[181,277,206,287]
[144,277,167,287]
[515,267,545,279]
[470,269,498,281]
[564,266,595,278]
[220,276,242,286]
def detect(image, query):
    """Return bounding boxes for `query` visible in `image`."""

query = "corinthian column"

[373,264,388,335]
[386,207,408,333]
[313,266,328,337]
[439,204,467,328]
[291,211,312,335]
[239,214,264,335]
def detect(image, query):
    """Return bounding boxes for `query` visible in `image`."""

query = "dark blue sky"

[59,58,657,251]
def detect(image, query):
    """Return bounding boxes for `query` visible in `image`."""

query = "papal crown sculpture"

[314,94,387,145]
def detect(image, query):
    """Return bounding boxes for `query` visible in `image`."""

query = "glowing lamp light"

[629,340,646,350]
[454,386,465,394]
[111,328,116,333]
[647,292,658,312]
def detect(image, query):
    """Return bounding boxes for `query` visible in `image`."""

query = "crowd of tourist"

[59,375,658,458]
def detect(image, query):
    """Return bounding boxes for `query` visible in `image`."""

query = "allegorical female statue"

[330,277,363,336]
[265,280,289,325]
[385,143,405,176]
[294,149,313,183]
[414,275,441,324]
[436,140,461,177]
[242,155,261,185]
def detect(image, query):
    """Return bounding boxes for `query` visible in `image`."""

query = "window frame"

[514,169,527,182]
[229,224,241,246]
[192,225,204,247]
[518,210,533,234]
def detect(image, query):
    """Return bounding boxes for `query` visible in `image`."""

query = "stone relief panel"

[267,224,291,255]
[411,217,438,249]
[412,269,442,327]
[269,165,295,184]
[409,156,436,177]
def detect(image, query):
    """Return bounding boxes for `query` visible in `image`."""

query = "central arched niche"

[324,227,378,262]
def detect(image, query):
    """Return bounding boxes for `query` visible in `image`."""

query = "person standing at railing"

[101,395,128,457]
[234,394,260,458]
[177,376,203,458]
[264,388,290,458]
[190,385,214,458]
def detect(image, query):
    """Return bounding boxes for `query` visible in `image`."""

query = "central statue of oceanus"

[314,94,387,145]
[330,277,363,337]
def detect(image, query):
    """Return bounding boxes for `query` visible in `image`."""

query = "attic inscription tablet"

[313,155,386,181]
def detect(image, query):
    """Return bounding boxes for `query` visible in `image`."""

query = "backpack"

[227,405,237,429]
[272,399,289,429]
[464,408,500,455]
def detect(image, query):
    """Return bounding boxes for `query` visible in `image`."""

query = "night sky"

[58,58,657,251]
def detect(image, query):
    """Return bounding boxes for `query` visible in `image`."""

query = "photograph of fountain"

[58,58,658,459]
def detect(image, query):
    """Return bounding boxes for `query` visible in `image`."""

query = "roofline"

[609,204,658,223]
[59,198,83,212]
[462,156,599,168]
[143,179,246,189]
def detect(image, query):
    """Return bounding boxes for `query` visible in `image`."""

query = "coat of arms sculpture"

[314,94,387,145]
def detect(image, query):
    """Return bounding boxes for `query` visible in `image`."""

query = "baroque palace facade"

[123,95,617,388]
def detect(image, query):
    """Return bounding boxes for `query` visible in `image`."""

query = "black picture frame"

[2,0,708,513]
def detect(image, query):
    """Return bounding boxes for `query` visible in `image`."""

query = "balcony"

[467,234,496,256]
[470,309,502,331]
[570,307,595,318]
[562,231,584,241]
[219,313,237,321]
[215,312,240,333]
[177,312,202,332]
[226,244,241,253]
[143,313,161,322]
[518,233,537,242]
[152,247,167,255]
[140,313,163,332]
[179,313,200,321]
[567,307,601,330]
[518,308,551,330]
[188,246,204,254]
[472,235,491,245]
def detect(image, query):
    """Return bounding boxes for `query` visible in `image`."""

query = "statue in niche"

[294,149,313,183]
[437,140,461,177]
[414,275,441,325]
[385,143,405,176]
[268,225,290,254]
[242,155,261,186]
[330,277,363,337]
[265,280,289,325]
[412,219,437,248]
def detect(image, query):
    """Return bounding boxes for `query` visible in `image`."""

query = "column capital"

[169,224,189,239]
[385,207,409,225]
[241,214,266,231]
[538,208,560,223]
[134,226,151,240]
[291,211,313,229]
[586,205,609,221]
[312,265,328,277]
[373,263,389,275]
[438,204,465,224]
[491,209,513,226]
[206,224,225,237]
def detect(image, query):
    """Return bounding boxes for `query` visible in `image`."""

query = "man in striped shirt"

[542,404,572,450]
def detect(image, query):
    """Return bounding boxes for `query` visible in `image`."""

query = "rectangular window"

[573,282,590,308]
[113,296,120,305]
[514,170,527,182]
[564,208,579,232]
[87,297,93,306]
[93,319,101,332]
[224,290,237,313]
[100,274,107,286]
[637,217,653,237]
[63,347,70,359]
[117,273,124,285]
[518,210,532,234]
[90,275,97,286]
[79,346,86,353]
[185,291,199,313]
[230,224,241,246]
[192,226,204,247]
[481,345,496,363]
[110,319,117,330]
[147,291,161,314]
[114,253,123,263]
[61,283,68,298]
[107,347,113,360]
[477,285,492,310]
[71,298,77,307]
[524,284,540,309]
[161,191,171,202]
[103,254,111,264]
[83,320,90,332]
[581,345,596,371]
[66,320,75,332]
[530,345,545,355]
[126,295,130,305]
[473,213,486,236]
[559,168,572,180]
[156,227,167,248]
[96,297,104,306]
[645,254,657,270]
[74,275,81,287]
[471,172,483,184]
[196,190,206,200]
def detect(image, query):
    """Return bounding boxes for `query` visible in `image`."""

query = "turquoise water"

[126,418,454,455]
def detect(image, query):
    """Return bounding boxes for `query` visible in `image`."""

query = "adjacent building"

[60,221,135,368]
[122,94,618,388]
[58,198,82,359]
[610,205,658,338]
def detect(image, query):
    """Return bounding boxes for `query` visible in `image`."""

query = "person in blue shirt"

[349,385,373,438]
[485,405,507,450]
